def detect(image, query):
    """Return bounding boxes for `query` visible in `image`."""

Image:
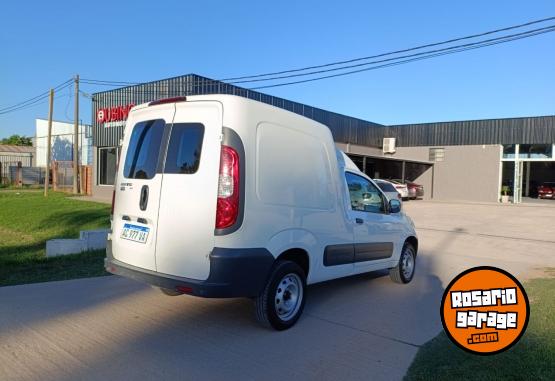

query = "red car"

[392,179,424,199]
[538,182,555,199]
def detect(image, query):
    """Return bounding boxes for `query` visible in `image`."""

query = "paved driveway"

[1,201,554,381]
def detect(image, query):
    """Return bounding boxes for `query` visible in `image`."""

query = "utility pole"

[44,89,54,197]
[73,74,80,194]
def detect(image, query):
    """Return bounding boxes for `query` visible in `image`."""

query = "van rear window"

[164,123,204,174]
[123,119,165,179]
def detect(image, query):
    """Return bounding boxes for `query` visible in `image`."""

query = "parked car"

[538,182,555,199]
[106,95,418,330]
[390,179,424,200]
[399,180,424,200]
[379,179,409,200]
[373,179,402,202]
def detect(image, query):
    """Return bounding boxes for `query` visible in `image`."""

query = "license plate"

[121,223,150,244]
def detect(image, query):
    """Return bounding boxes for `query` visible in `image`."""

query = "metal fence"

[52,161,74,191]
[0,161,45,186]
[8,166,46,185]
[0,161,20,184]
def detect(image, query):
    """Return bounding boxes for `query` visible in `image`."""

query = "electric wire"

[4,17,554,112]
[0,80,73,115]
[219,16,555,81]
[0,79,72,112]
[251,25,555,89]
[234,25,555,85]
[79,23,555,97]
[79,17,555,89]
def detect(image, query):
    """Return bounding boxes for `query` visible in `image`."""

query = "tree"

[0,134,32,146]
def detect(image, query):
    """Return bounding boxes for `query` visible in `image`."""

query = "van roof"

[131,93,332,132]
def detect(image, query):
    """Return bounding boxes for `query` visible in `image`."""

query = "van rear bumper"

[105,242,275,298]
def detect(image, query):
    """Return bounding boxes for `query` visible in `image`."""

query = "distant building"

[0,144,35,166]
[34,119,92,167]
[0,144,35,183]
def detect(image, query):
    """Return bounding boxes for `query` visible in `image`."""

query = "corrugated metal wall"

[0,153,33,167]
[92,74,555,148]
[387,116,555,146]
[92,74,385,147]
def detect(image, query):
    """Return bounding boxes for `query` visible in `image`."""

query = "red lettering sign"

[97,103,135,124]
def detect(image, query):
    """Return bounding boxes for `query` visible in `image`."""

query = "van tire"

[389,243,416,284]
[254,260,306,331]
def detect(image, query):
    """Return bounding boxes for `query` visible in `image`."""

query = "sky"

[1,1,554,139]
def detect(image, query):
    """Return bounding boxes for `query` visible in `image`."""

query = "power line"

[80,24,555,96]
[221,16,555,81]
[80,78,139,86]
[65,84,73,120]
[251,25,555,89]
[79,16,555,89]
[0,92,71,116]
[234,24,555,85]
[0,80,73,115]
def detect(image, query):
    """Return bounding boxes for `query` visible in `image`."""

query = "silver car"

[373,179,403,203]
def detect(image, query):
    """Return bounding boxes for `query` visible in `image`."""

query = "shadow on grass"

[0,250,110,287]
[38,209,110,238]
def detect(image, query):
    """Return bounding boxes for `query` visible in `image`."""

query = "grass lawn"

[405,274,555,380]
[0,190,111,287]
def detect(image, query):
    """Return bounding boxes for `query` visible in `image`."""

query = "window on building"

[429,147,445,162]
[502,144,516,159]
[98,147,117,185]
[124,119,165,179]
[518,144,552,159]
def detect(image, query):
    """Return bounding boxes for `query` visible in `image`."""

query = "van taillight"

[216,145,240,229]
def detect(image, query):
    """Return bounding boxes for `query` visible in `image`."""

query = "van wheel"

[153,286,181,296]
[390,243,416,284]
[254,260,306,330]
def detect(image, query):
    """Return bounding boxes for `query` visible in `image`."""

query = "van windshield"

[123,119,165,179]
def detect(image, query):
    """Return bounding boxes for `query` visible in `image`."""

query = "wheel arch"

[276,248,310,278]
[405,236,418,256]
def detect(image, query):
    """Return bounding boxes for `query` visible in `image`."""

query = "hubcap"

[275,273,303,321]
[401,249,415,280]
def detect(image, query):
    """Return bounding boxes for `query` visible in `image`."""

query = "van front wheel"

[254,260,306,330]
[389,243,416,284]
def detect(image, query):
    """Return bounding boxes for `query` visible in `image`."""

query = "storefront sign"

[97,104,135,125]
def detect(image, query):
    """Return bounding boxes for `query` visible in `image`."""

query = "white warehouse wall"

[35,119,92,167]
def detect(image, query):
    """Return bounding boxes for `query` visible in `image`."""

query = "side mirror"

[389,199,401,213]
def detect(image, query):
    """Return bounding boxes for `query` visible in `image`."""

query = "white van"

[105,95,418,330]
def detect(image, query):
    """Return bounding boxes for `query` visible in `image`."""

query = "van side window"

[124,119,165,179]
[164,123,205,174]
[345,172,385,214]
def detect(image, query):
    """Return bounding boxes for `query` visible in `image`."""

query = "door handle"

[139,185,149,211]
[355,218,364,224]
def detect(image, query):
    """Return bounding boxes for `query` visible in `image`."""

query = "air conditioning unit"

[383,138,396,154]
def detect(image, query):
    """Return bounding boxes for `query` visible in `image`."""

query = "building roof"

[387,115,555,146]
[0,144,35,154]
[92,73,555,148]
[92,73,386,148]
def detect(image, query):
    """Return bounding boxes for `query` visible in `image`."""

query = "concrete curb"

[46,229,109,257]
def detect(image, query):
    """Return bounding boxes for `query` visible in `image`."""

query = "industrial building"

[91,74,555,203]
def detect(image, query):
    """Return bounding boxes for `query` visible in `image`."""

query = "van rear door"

[111,104,175,271]
[155,101,223,280]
